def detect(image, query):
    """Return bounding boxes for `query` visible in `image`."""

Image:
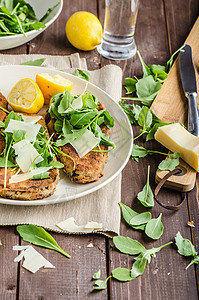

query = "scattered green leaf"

[119,202,146,230]
[112,267,133,281]
[137,165,154,208]
[17,224,71,258]
[93,269,101,280]
[130,212,151,226]
[113,236,146,255]
[158,152,180,171]
[93,275,111,290]
[145,213,164,240]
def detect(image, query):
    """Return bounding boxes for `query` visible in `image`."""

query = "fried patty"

[46,102,110,183]
[0,92,59,201]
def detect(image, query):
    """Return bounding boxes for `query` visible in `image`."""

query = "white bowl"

[0,0,63,50]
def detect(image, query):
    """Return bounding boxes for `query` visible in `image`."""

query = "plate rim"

[0,65,133,206]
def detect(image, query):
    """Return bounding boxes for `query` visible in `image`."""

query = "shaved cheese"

[21,115,42,124]
[56,217,102,233]
[13,245,29,251]
[5,119,41,143]
[12,139,43,172]
[9,166,51,184]
[71,129,100,158]
[84,222,102,230]
[13,245,55,273]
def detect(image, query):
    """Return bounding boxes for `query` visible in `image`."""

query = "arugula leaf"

[58,90,73,114]
[70,111,99,127]
[0,157,15,167]
[113,236,146,255]
[74,69,90,81]
[119,202,146,230]
[138,106,152,132]
[175,232,199,270]
[137,51,151,77]
[13,130,26,142]
[130,212,151,226]
[49,160,64,169]
[166,45,185,73]
[131,241,173,278]
[145,213,164,240]
[92,269,101,280]
[137,165,154,208]
[124,78,137,94]
[175,232,197,257]
[119,101,141,125]
[17,224,71,258]
[136,75,162,101]
[32,172,50,180]
[131,253,147,278]
[112,267,133,281]
[103,111,114,128]
[186,256,199,270]
[158,152,180,171]
[21,58,46,66]
[0,120,5,128]
[56,128,87,146]
[39,1,60,23]
[93,276,111,290]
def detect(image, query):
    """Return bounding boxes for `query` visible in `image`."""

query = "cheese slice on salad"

[71,129,100,158]
[5,119,41,143]
[12,139,43,173]
[9,166,51,184]
[21,115,42,124]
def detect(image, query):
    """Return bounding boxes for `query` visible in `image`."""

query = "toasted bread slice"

[0,92,59,201]
[46,102,110,183]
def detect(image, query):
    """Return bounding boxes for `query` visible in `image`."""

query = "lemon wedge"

[36,73,73,104]
[7,78,44,114]
[66,11,102,51]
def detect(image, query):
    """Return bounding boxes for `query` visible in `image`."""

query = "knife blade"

[179,44,199,136]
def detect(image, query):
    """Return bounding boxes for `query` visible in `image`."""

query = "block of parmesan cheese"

[154,123,199,172]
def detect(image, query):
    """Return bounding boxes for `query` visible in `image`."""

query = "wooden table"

[0,0,199,299]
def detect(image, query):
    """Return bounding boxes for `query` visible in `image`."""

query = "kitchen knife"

[179,44,199,136]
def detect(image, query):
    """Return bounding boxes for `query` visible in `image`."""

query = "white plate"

[0,65,133,205]
[0,0,63,50]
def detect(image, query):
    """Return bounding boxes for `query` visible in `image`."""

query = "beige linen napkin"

[0,53,122,237]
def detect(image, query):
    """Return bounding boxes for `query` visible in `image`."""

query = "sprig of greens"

[119,102,170,141]
[0,0,59,37]
[122,46,184,106]
[112,236,172,280]
[17,224,71,258]
[93,275,111,290]
[49,89,115,151]
[175,232,199,269]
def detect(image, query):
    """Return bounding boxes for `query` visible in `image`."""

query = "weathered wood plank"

[0,227,19,300]
[28,0,100,70]
[20,234,108,300]
[164,0,199,53]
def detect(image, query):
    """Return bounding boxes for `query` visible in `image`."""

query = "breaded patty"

[47,102,110,183]
[0,92,59,200]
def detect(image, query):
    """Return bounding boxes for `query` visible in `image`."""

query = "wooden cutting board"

[151,17,199,192]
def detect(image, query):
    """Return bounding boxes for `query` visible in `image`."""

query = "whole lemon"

[66,11,103,51]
